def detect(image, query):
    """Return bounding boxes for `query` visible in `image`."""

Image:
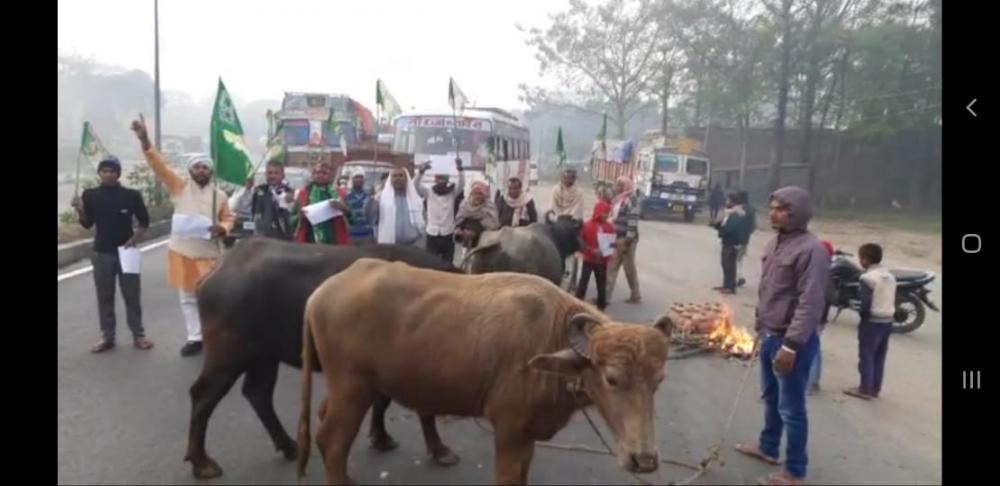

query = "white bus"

[392,107,531,198]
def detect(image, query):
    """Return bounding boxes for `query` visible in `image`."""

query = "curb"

[57,219,172,269]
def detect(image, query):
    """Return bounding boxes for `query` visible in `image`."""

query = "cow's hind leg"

[419,414,460,466]
[242,360,297,460]
[186,352,245,479]
[368,394,399,451]
[317,377,374,485]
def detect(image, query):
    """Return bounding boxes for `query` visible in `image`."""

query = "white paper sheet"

[598,233,616,257]
[427,153,460,177]
[303,200,343,225]
[171,214,213,240]
[118,246,142,274]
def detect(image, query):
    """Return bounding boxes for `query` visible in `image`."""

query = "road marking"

[57,239,170,282]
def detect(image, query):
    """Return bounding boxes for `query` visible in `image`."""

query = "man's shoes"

[90,339,115,354]
[133,337,154,350]
[180,341,204,357]
[719,288,736,295]
[843,387,874,401]
[712,286,727,292]
[626,296,642,304]
[737,278,747,287]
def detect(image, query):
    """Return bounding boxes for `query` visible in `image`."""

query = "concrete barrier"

[57,219,172,269]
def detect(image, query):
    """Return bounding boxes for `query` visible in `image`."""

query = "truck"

[274,92,376,168]
[590,132,711,222]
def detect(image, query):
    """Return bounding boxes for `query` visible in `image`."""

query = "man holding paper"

[131,117,233,357]
[71,156,153,353]
[290,161,352,245]
[424,157,465,263]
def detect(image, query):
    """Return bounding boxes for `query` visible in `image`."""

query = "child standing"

[845,243,897,400]
[576,200,616,310]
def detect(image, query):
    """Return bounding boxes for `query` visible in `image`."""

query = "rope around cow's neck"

[468,337,761,485]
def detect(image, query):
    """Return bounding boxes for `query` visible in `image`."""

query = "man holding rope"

[736,186,827,486]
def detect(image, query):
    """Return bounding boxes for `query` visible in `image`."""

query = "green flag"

[448,77,468,112]
[376,79,402,122]
[555,127,566,167]
[80,121,111,163]
[76,121,112,195]
[210,79,254,185]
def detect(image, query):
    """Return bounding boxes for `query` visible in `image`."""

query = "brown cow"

[297,259,673,485]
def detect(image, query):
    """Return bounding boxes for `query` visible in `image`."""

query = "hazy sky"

[58,0,567,110]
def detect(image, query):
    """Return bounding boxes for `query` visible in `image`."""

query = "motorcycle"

[828,250,940,334]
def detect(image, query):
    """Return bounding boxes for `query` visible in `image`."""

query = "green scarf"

[296,184,341,244]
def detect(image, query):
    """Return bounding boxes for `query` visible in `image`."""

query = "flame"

[705,303,756,357]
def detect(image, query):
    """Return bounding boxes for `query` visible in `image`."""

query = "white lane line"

[57,239,170,282]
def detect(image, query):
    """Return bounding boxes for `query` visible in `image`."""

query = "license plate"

[242,221,256,231]
[659,193,671,200]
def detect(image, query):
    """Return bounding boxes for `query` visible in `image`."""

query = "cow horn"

[568,313,602,359]
[652,314,675,339]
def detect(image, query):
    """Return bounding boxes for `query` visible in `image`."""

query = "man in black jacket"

[71,157,152,353]
[233,160,295,240]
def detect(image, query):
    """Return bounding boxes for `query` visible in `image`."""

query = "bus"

[275,92,376,168]
[392,107,531,197]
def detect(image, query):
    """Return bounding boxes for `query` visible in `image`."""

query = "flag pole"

[374,101,380,172]
[73,123,86,198]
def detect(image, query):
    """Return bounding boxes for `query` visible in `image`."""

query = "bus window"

[654,154,679,173]
[686,158,709,176]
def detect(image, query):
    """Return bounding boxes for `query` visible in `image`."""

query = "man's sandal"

[133,337,154,350]
[843,387,874,401]
[734,443,781,466]
[757,471,806,485]
[90,340,115,353]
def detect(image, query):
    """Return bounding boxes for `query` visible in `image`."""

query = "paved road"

[58,184,941,484]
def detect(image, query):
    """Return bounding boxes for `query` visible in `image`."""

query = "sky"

[58,0,568,111]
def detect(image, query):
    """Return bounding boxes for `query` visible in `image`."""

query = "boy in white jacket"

[845,243,897,400]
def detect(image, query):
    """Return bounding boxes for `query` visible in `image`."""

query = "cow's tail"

[296,311,315,479]
[459,240,501,273]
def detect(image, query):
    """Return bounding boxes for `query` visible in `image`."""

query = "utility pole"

[154,0,162,151]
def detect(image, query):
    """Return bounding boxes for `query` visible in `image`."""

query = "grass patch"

[814,208,941,234]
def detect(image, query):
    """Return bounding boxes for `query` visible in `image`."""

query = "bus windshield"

[654,153,679,173]
[393,116,493,168]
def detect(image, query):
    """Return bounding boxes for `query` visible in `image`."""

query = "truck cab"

[634,137,710,222]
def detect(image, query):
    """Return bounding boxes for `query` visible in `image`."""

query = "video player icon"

[962,370,981,390]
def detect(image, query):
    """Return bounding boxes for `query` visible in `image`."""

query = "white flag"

[448,77,468,112]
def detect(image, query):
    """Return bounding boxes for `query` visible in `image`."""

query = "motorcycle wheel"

[892,293,926,334]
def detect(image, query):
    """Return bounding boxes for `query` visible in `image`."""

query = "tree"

[521,0,664,138]
[764,0,799,193]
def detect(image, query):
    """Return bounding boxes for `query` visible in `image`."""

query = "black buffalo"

[462,212,582,286]
[187,238,460,479]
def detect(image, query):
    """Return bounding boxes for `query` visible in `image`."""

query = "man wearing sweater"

[71,156,153,353]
